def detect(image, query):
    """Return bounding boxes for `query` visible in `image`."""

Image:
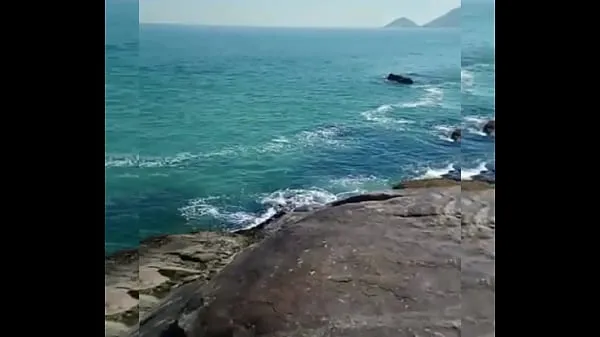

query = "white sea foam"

[328,175,380,189]
[433,125,455,133]
[105,126,350,168]
[461,68,475,92]
[377,104,394,113]
[179,187,341,231]
[179,196,222,220]
[362,85,445,120]
[438,136,455,143]
[115,173,140,179]
[461,162,489,180]
[433,124,460,143]
[327,175,389,197]
[104,152,199,168]
[243,126,348,155]
[415,163,456,180]
[254,136,292,154]
[261,188,338,210]
[412,161,492,182]
[360,104,413,128]
[179,174,390,232]
[297,125,345,148]
[466,128,488,137]
[463,115,494,137]
[463,116,488,125]
[400,86,444,108]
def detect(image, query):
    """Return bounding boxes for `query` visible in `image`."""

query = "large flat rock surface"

[130,186,495,337]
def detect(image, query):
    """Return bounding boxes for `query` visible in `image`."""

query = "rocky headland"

[105,179,495,337]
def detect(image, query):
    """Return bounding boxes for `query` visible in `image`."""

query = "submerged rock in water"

[131,187,495,337]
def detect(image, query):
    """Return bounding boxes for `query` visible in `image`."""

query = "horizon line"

[137,6,461,30]
[139,22,458,30]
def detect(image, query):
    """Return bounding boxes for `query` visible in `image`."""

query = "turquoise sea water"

[461,0,495,172]
[105,2,494,254]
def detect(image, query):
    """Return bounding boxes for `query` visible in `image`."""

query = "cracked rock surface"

[104,231,250,335]
[126,186,494,337]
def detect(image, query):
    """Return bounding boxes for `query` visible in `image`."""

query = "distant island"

[383,17,418,28]
[384,7,460,28]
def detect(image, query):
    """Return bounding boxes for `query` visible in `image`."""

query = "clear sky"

[139,0,460,28]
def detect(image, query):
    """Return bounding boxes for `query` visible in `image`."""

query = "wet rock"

[450,128,461,142]
[483,120,495,135]
[441,169,461,181]
[386,73,414,84]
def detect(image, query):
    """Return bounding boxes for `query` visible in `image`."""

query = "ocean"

[105,2,494,254]
[461,0,495,175]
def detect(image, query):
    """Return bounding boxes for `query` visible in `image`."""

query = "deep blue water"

[105,2,494,254]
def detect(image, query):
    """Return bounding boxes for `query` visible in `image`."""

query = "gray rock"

[105,231,250,336]
[450,128,461,142]
[132,187,495,337]
[105,321,130,337]
[482,120,495,136]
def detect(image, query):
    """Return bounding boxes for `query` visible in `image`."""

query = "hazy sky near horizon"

[139,0,460,27]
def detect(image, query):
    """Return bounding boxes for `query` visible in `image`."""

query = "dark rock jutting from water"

[386,73,414,84]
[483,120,495,136]
[450,128,461,142]
[126,185,494,337]
[418,165,494,186]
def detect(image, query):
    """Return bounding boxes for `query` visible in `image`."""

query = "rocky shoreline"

[105,179,495,337]
[105,231,253,336]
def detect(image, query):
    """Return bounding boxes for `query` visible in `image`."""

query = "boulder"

[131,187,495,337]
[450,128,461,142]
[386,73,414,84]
[482,120,495,135]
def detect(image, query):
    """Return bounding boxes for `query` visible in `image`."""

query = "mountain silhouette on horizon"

[384,7,460,28]
[383,17,419,28]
